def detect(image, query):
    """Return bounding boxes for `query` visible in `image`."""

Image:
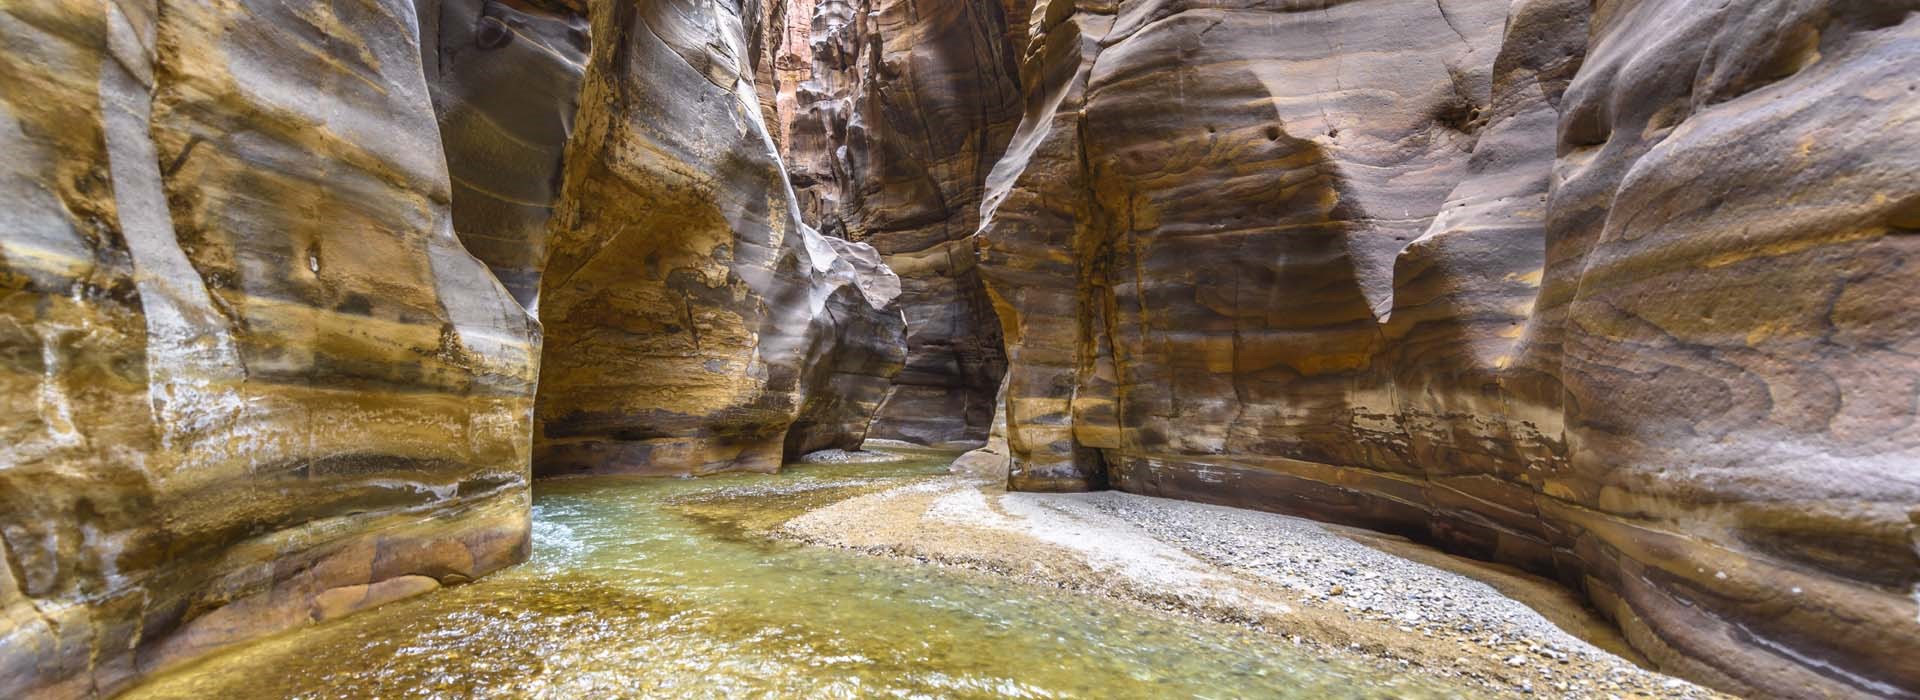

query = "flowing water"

[126,448,1461,699]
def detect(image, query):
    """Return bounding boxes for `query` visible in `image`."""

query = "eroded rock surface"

[531,0,907,477]
[771,0,1025,445]
[417,0,590,312]
[982,0,1920,696]
[1,1,537,696]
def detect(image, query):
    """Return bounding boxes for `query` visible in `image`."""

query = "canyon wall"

[771,0,1025,445]
[981,0,1920,696]
[529,0,907,477]
[417,0,590,313]
[1,0,906,694]
[0,2,538,696]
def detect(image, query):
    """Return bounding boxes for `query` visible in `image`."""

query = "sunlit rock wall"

[754,0,816,151]
[0,1,538,696]
[982,0,1920,695]
[774,0,1025,445]
[531,0,907,477]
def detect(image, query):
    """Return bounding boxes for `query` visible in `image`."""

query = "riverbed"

[125,447,1473,699]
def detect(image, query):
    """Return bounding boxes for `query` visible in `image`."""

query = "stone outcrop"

[1,1,538,696]
[530,0,907,477]
[982,0,1920,696]
[772,0,1025,445]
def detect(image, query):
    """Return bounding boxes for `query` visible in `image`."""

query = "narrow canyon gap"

[764,0,1028,446]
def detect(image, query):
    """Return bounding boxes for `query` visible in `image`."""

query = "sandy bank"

[780,471,1730,699]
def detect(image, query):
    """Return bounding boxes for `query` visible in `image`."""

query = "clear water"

[125,449,1465,699]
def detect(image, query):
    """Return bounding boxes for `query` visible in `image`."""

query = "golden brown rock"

[753,0,817,151]
[775,0,1026,445]
[1536,2,1920,693]
[977,0,1116,491]
[982,0,1920,695]
[531,0,906,477]
[1,1,537,696]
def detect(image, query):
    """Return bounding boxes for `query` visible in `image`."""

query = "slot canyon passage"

[2,0,1917,697]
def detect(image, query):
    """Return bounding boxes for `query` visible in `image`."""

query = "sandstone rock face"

[977,0,1117,491]
[754,0,817,151]
[773,0,1025,445]
[983,0,1920,695]
[531,0,907,477]
[416,0,590,313]
[0,1,537,696]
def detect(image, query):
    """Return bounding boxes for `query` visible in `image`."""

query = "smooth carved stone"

[1537,1,1920,694]
[983,0,1920,695]
[785,236,913,455]
[951,375,1014,479]
[977,0,1117,491]
[532,0,906,477]
[773,0,1025,445]
[0,1,537,696]
[417,0,591,313]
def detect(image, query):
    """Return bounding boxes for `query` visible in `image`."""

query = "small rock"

[1328,584,1345,596]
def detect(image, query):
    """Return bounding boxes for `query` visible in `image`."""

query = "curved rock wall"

[773,0,1025,445]
[982,0,1920,695]
[0,1,538,696]
[417,0,590,313]
[530,0,907,477]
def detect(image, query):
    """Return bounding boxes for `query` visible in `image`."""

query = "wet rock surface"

[980,0,1920,695]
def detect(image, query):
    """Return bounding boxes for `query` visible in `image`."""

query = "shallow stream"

[126,448,1460,699]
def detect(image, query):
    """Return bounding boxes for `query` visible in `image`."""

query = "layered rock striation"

[771,0,1026,445]
[1,2,537,696]
[981,0,1920,696]
[529,0,907,477]
[417,0,591,313]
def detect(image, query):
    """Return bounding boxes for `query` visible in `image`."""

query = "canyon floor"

[777,444,1729,700]
[118,442,1739,699]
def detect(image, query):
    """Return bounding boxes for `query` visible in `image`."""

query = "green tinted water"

[126,449,1458,699]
